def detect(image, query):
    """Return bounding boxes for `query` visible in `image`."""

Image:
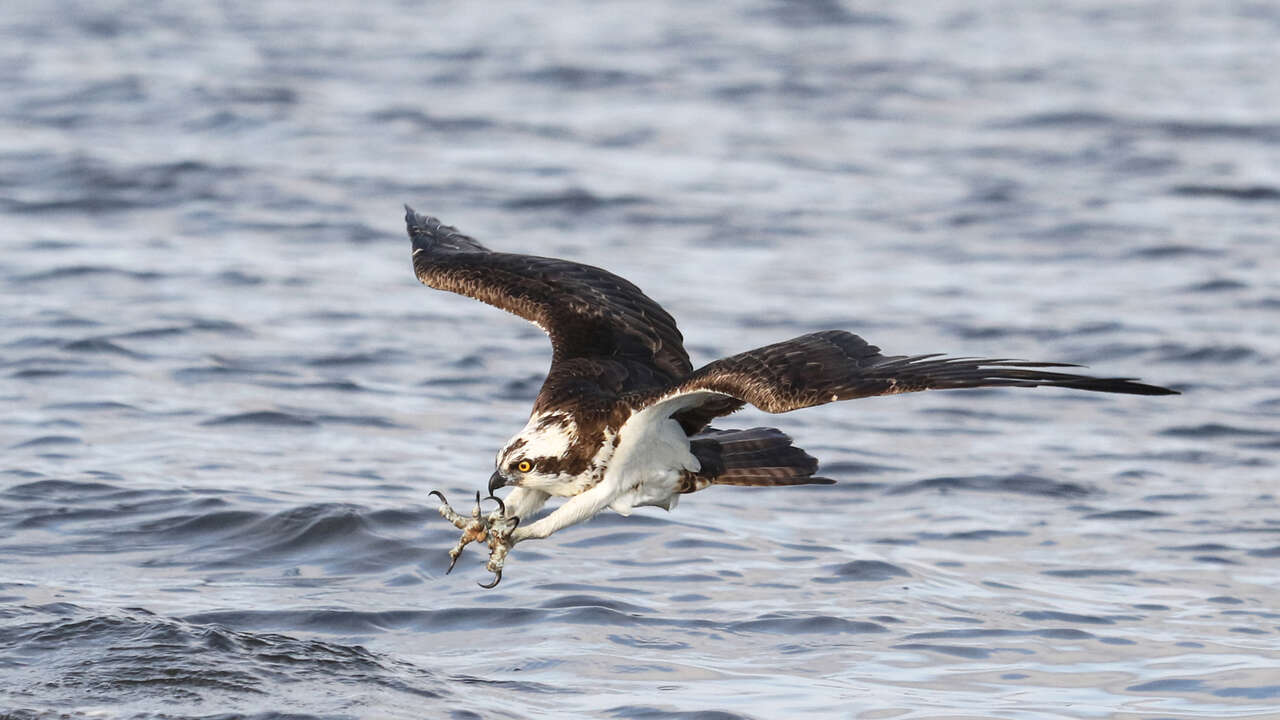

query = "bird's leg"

[479,482,615,585]
[508,481,615,542]
[481,515,520,588]
[436,481,612,586]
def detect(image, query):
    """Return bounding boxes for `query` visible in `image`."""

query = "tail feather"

[679,427,831,493]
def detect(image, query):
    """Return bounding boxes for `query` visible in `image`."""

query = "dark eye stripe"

[531,457,569,475]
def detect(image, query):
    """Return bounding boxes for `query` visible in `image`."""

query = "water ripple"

[2,1,1275,717]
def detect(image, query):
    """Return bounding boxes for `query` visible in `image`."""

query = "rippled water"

[3,1,1279,718]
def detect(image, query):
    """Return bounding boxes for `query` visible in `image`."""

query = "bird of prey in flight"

[406,208,1177,587]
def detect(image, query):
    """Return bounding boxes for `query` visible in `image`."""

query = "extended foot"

[429,490,518,587]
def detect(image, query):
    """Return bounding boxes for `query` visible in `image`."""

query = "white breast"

[604,404,700,515]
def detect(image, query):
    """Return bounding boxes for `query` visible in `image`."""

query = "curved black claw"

[445,554,460,575]
[428,490,448,505]
[508,515,520,531]
[483,494,506,516]
[478,570,502,589]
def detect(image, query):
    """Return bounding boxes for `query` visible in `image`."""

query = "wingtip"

[404,204,427,234]
[404,205,439,258]
[1087,378,1181,396]
[403,207,490,254]
[1110,378,1181,396]
[404,205,439,249]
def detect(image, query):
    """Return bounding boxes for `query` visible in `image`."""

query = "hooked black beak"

[487,471,507,495]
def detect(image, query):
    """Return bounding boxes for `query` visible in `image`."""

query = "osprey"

[406,208,1177,587]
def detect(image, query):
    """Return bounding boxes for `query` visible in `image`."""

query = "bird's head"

[490,412,591,495]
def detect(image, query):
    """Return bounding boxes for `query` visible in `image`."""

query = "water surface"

[3,1,1279,718]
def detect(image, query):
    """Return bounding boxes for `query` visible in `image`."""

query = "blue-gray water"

[3,1,1279,718]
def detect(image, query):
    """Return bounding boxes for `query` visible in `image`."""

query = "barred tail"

[678,427,832,493]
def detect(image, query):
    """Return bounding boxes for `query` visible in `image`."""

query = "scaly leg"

[429,490,506,574]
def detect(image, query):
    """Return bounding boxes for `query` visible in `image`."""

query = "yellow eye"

[516,460,532,473]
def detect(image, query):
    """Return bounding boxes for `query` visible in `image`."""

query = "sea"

[2,1,1278,718]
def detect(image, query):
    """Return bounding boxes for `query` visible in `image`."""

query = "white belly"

[604,406,699,516]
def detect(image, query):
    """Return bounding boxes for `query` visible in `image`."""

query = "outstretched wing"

[406,207,692,409]
[637,330,1177,433]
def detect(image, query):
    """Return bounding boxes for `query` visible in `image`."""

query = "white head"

[488,412,609,496]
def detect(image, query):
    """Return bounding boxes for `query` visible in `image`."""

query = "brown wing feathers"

[668,330,1176,419]
[406,208,692,408]
[407,211,1177,428]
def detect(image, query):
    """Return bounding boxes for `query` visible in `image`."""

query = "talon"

[432,487,517,585]
[483,494,506,517]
